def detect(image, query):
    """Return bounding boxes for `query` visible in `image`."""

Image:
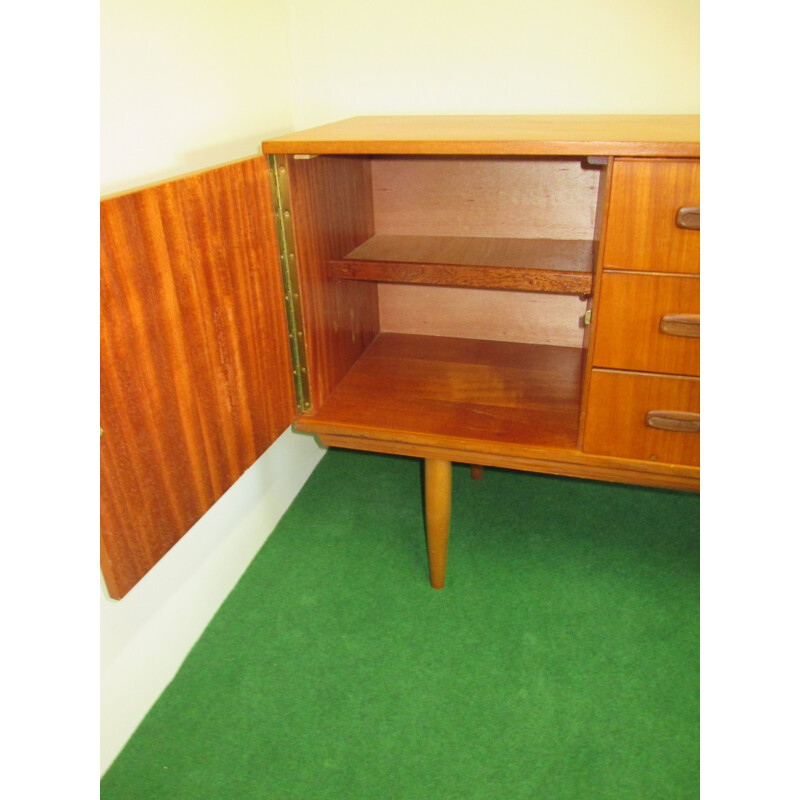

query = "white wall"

[100,0,297,195]
[100,0,698,777]
[283,0,699,129]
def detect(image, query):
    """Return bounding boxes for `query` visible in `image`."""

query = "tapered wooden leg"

[424,458,452,589]
[470,465,483,481]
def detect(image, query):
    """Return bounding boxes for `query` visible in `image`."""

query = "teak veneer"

[331,235,594,294]
[296,333,584,451]
[100,115,700,597]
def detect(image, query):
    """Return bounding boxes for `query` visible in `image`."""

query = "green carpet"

[101,449,699,799]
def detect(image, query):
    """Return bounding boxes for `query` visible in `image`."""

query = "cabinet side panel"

[286,157,380,408]
[577,158,613,447]
[100,157,295,599]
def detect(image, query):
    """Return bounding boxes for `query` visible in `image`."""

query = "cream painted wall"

[100,0,297,195]
[100,0,698,777]
[284,0,699,129]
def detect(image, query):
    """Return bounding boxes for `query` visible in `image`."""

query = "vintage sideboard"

[100,116,699,598]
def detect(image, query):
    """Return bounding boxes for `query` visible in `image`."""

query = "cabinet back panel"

[378,284,587,347]
[371,157,602,240]
[100,157,295,599]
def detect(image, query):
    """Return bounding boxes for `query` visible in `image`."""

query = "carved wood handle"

[645,410,700,434]
[675,206,700,230]
[659,313,700,338]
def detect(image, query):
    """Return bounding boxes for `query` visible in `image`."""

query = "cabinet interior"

[286,154,607,453]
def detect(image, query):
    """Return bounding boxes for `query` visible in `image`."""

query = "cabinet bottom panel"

[298,333,583,450]
[583,370,699,466]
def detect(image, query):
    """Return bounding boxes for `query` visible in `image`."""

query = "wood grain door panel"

[592,272,700,375]
[583,370,699,466]
[100,157,295,599]
[603,159,700,274]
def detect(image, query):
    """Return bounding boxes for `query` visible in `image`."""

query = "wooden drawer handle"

[659,313,700,338]
[645,410,700,434]
[675,206,700,230]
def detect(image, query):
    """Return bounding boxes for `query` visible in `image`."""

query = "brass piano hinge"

[267,154,312,413]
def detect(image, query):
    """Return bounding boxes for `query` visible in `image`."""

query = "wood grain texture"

[331,235,593,294]
[296,333,583,450]
[603,159,700,274]
[285,156,380,410]
[424,459,452,589]
[592,272,700,375]
[100,156,295,599]
[378,285,587,347]
[262,115,700,157]
[317,433,699,492]
[582,370,700,466]
[372,158,601,240]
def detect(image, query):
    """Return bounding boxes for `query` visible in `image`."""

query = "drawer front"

[592,272,699,376]
[603,159,700,274]
[583,370,699,466]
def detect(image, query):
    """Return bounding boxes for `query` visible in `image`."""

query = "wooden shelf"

[329,234,594,294]
[295,333,583,451]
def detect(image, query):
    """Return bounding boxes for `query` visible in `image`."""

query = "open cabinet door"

[100,156,296,599]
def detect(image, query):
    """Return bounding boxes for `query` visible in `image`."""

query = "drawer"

[592,272,699,376]
[603,159,699,274]
[583,370,699,466]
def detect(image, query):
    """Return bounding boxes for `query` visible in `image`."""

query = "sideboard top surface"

[263,115,700,157]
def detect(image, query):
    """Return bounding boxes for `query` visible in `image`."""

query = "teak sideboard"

[100,115,699,599]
